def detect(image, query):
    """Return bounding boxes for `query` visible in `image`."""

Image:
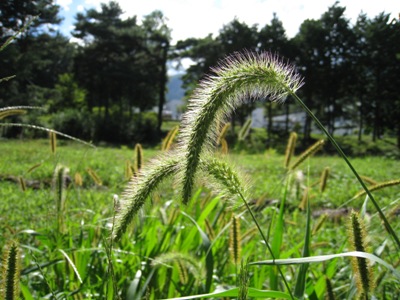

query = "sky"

[55,0,399,44]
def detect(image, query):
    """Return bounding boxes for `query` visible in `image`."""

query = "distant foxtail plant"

[1,240,21,300]
[53,164,70,234]
[134,143,144,174]
[284,132,297,168]
[217,122,231,145]
[229,214,242,265]
[49,131,57,154]
[347,211,375,297]
[353,179,400,199]
[289,140,325,171]
[319,167,330,193]
[112,154,179,240]
[178,51,303,204]
[238,118,252,141]
[161,125,179,151]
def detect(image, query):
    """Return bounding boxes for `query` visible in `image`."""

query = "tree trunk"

[157,42,169,136]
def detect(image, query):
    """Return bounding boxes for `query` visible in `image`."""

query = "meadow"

[1,52,400,300]
[0,137,399,299]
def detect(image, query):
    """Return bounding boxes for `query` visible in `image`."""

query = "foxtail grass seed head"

[217,122,231,145]
[134,143,144,174]
[113,155,179,241]
[290,140,325,170]
[238,259,250,300]
[229,215,242,265]
[1,240,21,300]
[284,132,297,168]
[161,125,179,151]
[53,165,70,234]
[151,252,204,284]
[220,138,229,154]
[74,172,83,186]
[49,131,57,154]
[18,176,26,192]
[125,160,134,179]
[238,118,252,141]
[347,210,374,296]
[86,168,102,186]
[200,157,248,202]
[320,167,330,193]
[353,179,400,199]
[179,51,303,203]
[359,175,378,186]
[0,108,26,120]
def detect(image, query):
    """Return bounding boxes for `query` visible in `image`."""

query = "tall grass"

[113,50,399,299]
[1,49,399,299]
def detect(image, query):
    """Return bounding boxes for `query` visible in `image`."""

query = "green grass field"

[0,138,399,299]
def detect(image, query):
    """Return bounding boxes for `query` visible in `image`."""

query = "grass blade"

[164,287,292,299]
[250,251,400,280]
[294,193,311,297]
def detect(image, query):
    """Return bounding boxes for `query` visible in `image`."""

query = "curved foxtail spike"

[179,51,303,203]
[1,240,21,300]
[112,154,179,241]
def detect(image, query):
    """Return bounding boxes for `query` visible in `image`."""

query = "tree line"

[0,0,399,147]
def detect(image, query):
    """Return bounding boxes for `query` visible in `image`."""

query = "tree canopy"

[1,1,399,148]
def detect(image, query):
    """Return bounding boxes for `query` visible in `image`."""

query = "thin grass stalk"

[202,157,294,298]
[294,193,311,298]
[290,92,400,249]
[270,175,291,290]
[284,132,297,169]
[0,123,95,148]
[1,240,21,300]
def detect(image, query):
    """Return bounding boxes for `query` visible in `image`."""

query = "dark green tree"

[0,0,68,108]
[258,13,294,138]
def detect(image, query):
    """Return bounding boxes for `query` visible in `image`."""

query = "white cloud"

[113,0,398,43]
[56,0,73,11]
[60,0,399,43]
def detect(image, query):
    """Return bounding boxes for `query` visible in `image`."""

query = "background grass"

[0,138,399,299]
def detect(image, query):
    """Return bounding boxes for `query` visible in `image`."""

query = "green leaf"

[250,251,400,280]
[294,193,311,297]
